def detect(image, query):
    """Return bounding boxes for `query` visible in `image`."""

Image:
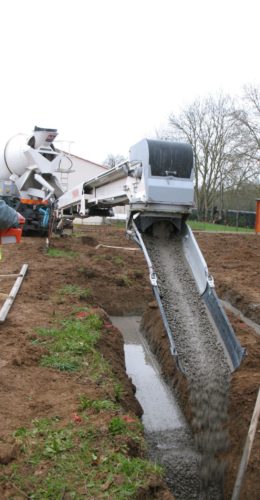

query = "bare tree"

[162,93,259,219]
[103,154,126,168]
[232,84,260,166]
[163,94,237,217]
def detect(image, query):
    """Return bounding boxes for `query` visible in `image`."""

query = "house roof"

[59,150,109,170]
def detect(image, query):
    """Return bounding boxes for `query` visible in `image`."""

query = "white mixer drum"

[0,127,58,181]
[0,133,31,180]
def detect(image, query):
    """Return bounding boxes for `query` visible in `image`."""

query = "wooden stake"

[0,264,28,323]
[231,388,260,500]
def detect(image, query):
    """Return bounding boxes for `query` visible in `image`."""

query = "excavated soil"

[195,233,260,325]
[0,226,259,499]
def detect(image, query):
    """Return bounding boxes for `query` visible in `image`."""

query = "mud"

[143,223,231,498]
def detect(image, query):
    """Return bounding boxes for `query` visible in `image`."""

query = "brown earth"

[0,226,259,499]
[195,232,260,324]
[0,226,172,499]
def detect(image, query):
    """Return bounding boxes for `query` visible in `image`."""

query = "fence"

[190,209,256,228]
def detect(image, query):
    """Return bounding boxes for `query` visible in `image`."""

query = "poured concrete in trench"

[110,316,201,499]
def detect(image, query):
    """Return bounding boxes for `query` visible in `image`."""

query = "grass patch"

[10,411,161,498]
[188,220,253,232]
[115,274,132,287]
[59,284,92,299]
[114,382,123,402]
[47,248,78,258]
[92,253,112,262]
[41,355,80,372]
[112,256,125,265]
[38,315,102,373]
[109,416,129,435]
[79,396,119,412]
[36,315,121,392]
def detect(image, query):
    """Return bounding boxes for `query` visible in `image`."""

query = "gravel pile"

[146,428,201,499]
[144,222,231,499]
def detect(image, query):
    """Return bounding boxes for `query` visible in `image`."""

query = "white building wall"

[56,153,107,192]
[56,152,128,220]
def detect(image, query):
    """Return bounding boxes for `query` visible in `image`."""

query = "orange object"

[72,413,82,424]
[20,198,49,205]
[75,311,91,319]
[0,227,22,244]
[122,415,136,423]
[256,199,260,234]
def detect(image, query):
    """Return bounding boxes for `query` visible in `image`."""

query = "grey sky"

[0,0,259,163]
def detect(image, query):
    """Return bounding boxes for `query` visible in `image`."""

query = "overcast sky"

[0,0,259,164]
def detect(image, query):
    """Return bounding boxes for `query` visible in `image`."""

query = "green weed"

[59,284,92,299]
[115,274,132,287]
[13,427,28,440]
[10,414,162,499]
[43,429,73,457]
[109,417,128,435]
[114,382,123,401]
[92,253,112,262]
[38,315,102,372]
[112,256,125,265]
[47,248,78,258]
[87,350,113,382]
[41,354,80,372]
[79,396,119,412]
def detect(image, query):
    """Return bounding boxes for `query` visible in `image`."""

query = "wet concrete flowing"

[111,316,202,499]
[143,223,231,499]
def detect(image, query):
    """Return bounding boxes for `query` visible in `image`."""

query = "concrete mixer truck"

[0,126,72,233]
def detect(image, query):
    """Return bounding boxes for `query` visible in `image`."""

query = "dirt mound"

[195,233,260,324]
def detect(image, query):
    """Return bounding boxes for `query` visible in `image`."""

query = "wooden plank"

[95,244,139,251]
[0,264,28,323]
[231,387,260,500]
[0,274,20,279]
